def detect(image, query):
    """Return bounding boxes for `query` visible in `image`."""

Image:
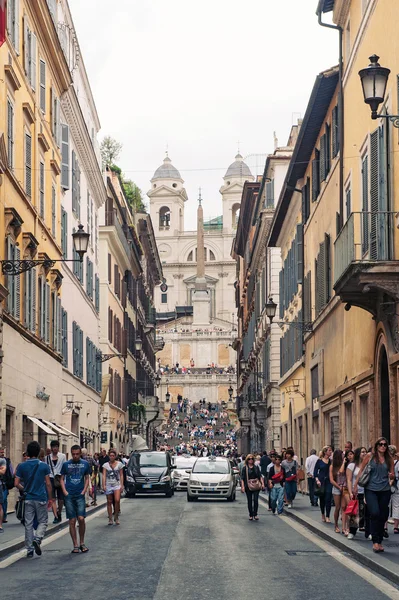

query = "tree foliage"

[122,179,146,212]
[100,136,122,168]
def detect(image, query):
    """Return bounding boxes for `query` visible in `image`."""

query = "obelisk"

[192,189,210,326]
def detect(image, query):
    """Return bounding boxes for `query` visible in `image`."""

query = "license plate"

[205,487,214,492]
[143,484,152,489]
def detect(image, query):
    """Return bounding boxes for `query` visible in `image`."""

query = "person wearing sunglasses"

[354,437,394,553]
[240,454,264,520]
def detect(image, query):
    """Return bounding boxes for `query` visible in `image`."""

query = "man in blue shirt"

[61,445,91,553]
[15,441,52,558]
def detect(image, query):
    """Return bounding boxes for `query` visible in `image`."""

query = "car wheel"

[165,490,173,498]
[227,492,235,502]
[187,493,193,502]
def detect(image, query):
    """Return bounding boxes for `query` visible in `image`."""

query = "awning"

[27,416,57,435]
[41,419,78,438]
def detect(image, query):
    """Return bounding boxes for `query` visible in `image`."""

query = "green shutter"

[72,150,76,212]
[362,155,369,254]
[45,282,50,343]
[297,224,303,285]
[370,130,379,259]
[319,134,326,182]
[312,149,320,201]
[325,123,331,176]
[61,124,69,190]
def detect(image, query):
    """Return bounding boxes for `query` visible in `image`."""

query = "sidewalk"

[0,493,107,560]
[259,490,399,586]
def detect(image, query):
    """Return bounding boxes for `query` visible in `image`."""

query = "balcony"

[105,210,132,259]
[334,211,399,315]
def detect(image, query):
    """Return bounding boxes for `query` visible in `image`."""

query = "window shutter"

[76,161,81,219]
[57,297,62,352]
[23,17,29,77]
[362,155,369,254]
[30,32,36,90]
[319,134,326,182]
[108,253,112,284]
[312,149,320,201]
[86,337,90,385]
[370,130,379,259]
[332,105,339,157]
[95,274,100,312]
[296,223,303,284]
[324,233,330,304]
[7,99,14,169]
[45,283,50,343]
[24,270,30,327]
[72,321,76,374]
[25,132,32,197]
[39,59,46,112]
[39,277,45,338]
[79,329,83,379]
[345,186,351,220]
[61,124,69,189]
[14,247,20,320]
[62,309,68,367]
[109,308,113,342]
[31,268,36,333]
[325,123,331,176]
[39,161,45,217]
[265,180,274,208]
[318,242,325,314]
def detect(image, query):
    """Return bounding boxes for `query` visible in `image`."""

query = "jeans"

[24,500,48,551]
[308,477,317,505]
[246,490,260,517]
[285,480,297,503]
[319,482,333,518]
[270,486,284,514]
[64,494,86,519]
[364,488,391,544]
[2,487,8,517]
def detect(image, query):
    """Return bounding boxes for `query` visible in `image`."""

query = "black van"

[125,451,175,497]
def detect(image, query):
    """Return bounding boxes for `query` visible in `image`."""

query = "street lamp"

[359,55,399,126]
[155,373,161,387]
[265,297,277,322]
[165,378,170,402]
[2,224,90,276]
[135,337,143,352]
[265,296,313,332]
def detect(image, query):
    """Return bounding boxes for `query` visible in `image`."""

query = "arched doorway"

[380,346,390,442]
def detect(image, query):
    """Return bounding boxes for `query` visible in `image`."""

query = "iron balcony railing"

[334,211,395,285]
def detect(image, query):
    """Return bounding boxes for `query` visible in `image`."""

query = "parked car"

[173,456,197,490]
[187,456,236,502]
[125,451,175,497]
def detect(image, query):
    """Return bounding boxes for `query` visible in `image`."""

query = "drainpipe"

[317,6,344,232]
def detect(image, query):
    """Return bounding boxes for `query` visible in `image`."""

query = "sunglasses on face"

[378,442,387,447]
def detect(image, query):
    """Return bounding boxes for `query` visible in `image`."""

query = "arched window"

[187,247,216,262]
[187,250,193,261]
[209,250,216,261]
[159,206,170,228]
[232,203,240,229]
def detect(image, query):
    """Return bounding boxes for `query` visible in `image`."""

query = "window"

[108,308,113,343]
[345,402,352,442]
[51,291,61,352]
[72,321,83,379]
[114,264,120,298]
[161,293,167,304]
[61,125,69,190]
[302,177,310,224]
[6,237,20,319]
[86,257,93,299]
[361,154,369,254]
[265,180,274,208]
[315,234,331,316]
[311,365,319,400]
[209,250,216,261]
[23,18,37,90]
[24,267,36,333]
[360,394,369,447]
[187,250,193,262]
[51,184,56,236]
[25,131,32,197]
[50,88,60,146]
[332,104,339,157]
[312,148,320,201]
[39,59,46,112]
[85,339,102,392]
[345,183,352,221]
[61,307,68,367]
[39,161,45,218]
[38,275,50,342]
[7,0,20,51]
[7,99,14,169]
[159,206,170,228]
[71,150,80,216]
[61,207,68,258]
[95,274,100,312]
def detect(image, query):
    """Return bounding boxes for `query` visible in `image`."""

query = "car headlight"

[126,475,134,483]
[161,475,171,482]
[189,480,201,486]
[174,471,181,478]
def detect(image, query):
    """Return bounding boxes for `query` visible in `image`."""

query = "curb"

[259,495,399,588]
[0,502,106,561]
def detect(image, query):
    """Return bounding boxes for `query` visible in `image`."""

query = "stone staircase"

[162,402,234,445]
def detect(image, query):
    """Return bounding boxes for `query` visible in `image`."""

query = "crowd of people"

[0,442,129,558]
[158,361,236,376]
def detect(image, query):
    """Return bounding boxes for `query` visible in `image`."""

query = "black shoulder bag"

[15,461,41,522]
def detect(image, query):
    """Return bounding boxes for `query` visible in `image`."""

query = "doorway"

[380,346,390,442]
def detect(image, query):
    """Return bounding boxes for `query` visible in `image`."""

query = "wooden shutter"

[312,149,320,201]
[319,135,326,182]
[7,99,14,168]
[95,275,100,312]
[79,328,83,379]
[325,123,331,176]
[39,161,45,217]
[324,234,330,304]
[370,130,379,259]
[39,59,46,112]
[61,124,69,189]
[108,308,113,342]
[24,271,30,327]
[108,253,112,283]
[23,16,29,76]
[25,132,32,197]
[72,321,77,374]
[30,32,36,90]
[86,337,90,385]
[296,223,303,284]
[332,105,339,157]
[317,242,326,314]
[45,282,50,343]
[114,264,119,297]
[362,155,369,254]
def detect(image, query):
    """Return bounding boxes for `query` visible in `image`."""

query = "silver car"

[173,456,196,490]
[187,456,236,502]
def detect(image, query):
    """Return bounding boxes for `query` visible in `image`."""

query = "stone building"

[151,154,252,405]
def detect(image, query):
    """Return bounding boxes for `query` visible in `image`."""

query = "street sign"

[101,431,108,444]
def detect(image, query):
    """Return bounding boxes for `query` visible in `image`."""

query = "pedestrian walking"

[46,440,66,523]
[0,447,14,523]
[314,446,333,523]
[354,437,394,553]
[330,449,350,534]
[60,445,91,554]
[98,448,110,491]
[0,457,7,533]
[102,449,124,526]
[347,446,367,539]
[305,449,319,506]
[240,454,264,521]
[281,449,298,508]
[14,441,53,558]
[268,455,285,514]
[260,451,271,480]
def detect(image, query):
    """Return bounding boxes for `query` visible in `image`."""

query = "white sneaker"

[388,518,394,524]
[347,533,354,540]
[368,535,372,540]
[287,504,292,509]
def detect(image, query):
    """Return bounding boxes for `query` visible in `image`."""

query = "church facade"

[150,153,254,404]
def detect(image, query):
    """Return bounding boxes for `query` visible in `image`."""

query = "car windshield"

[133,453,167,468]
[175,458,195,470]
[192,460,230,474]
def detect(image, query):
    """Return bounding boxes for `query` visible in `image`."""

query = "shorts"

[105,485,121,496]
[64,494,86,519]
[51,479,64,501]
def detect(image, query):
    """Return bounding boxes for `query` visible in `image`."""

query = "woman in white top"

[347,447,367,539]
[102,449,124,525]
[390,448,399,534]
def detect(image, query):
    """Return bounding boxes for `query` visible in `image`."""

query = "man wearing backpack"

[15,441,53,558]
[0,447,14,523]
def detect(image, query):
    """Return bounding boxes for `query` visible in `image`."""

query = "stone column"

[193,192,210,326]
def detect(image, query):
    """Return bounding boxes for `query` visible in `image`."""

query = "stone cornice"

[333,0,350,28]
[61,88,107,210]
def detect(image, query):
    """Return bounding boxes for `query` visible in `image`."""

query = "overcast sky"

[69,0,337,229]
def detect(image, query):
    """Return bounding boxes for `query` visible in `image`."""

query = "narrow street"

[1,494,397,600]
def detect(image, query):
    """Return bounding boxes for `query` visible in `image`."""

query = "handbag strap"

[23,461,41,495]
[47,455,55,477]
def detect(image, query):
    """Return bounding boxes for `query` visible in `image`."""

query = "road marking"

[282,515,399,600]
[0,503,113,569]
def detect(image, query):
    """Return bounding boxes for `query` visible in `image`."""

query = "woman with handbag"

[268,455,285,514]
[281,449,298,508]
[314,446,333,523]
[347,447,367,539]
[354,437,394,553]
[240,454,264,521]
